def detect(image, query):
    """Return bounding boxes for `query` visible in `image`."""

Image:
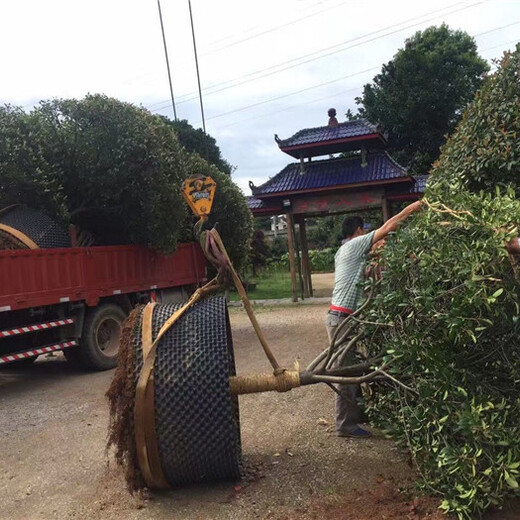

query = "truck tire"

[79,303,126,370]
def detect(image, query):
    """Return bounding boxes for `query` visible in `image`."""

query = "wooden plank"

[382,196,390,222]
[286,214,298,302]
[298,218,312,298]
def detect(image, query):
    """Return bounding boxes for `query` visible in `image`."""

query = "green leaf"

[505,471,519,489]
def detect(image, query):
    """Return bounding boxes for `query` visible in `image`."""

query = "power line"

[147,0,473,111]
[188,0,206,133]
[205,66,379,121]
[155,21,517,127]
[203,36,520,131]
[146,0,481,112]
[156,0,177,120]
[474,20,520,37]
[125,0,344,89]
[201,1,350,56]
[203,0,344,50]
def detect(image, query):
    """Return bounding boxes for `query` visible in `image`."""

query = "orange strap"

[209,229,283,374]
[133,302,169,489]
[0,224,38,249]
[133,228,286,488]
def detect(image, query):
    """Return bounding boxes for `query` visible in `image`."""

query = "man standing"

[326,201,422,438]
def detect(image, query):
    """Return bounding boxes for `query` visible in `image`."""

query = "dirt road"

[0,304,442,519]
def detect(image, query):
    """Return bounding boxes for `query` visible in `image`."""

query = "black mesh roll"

[133,297,241,486]
[0,205,70,248]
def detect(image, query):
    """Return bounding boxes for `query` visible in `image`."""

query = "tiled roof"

[246,196,265,210]
[410,174,429,193]
[277,119,381,148]
[252,152,409,196]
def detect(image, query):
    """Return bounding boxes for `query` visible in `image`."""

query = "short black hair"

[342,216,363,238]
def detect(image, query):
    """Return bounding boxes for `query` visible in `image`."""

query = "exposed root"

[0,229,28,250]
[106,305,145,493]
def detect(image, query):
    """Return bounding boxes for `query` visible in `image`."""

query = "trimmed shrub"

[0,95,252,267]
[359,47,520,518]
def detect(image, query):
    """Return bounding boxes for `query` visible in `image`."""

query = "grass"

[229,269,293,301]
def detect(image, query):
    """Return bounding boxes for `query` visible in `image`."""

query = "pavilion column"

[297,217,313,298]
[286,213,298,302]
[382,196,392,222]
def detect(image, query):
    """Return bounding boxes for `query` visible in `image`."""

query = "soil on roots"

[106,305,144,493]
[0,229,28,250]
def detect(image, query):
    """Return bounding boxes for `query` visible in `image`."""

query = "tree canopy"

[356,47,520,518]
[0,95,252,268]
[158,117,233,176]
[356,24,489,173]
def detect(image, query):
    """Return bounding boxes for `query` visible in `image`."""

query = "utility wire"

[201,1,350,56]
[146,0,480,112]
[153,22,517,126]
[205,66,379,121]
[188,0,206,133]
[199,36,520,130]
[156,0,177,120]
[147,0,472,110]
[122,0,345,89]
[203,0,345,50]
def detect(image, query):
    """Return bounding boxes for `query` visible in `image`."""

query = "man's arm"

[373,200,423,244]
[506,237,520,254]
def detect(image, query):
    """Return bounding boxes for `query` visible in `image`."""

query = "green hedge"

[273,247,335,272]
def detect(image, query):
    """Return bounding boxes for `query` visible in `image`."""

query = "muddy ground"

[0,304,518,519]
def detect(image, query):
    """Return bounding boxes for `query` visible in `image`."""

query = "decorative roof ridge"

[382,150,408,172]
[277,118,378,148]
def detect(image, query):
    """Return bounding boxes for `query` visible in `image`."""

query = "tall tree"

[356,24,489,173]
[158,117,233,176]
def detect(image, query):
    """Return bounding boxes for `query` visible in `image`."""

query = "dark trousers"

[325,313,361,434]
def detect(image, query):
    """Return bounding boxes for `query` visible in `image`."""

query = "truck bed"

[0,243,207,312]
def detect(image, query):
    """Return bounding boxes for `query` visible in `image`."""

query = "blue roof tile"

[246,196,265,210]
[252,152,409,196]
[410,174,429,194]
[278,119,381,148]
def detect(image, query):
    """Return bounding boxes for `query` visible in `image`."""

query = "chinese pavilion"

[247,112,426,301]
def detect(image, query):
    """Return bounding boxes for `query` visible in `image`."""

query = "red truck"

[0,243,207,370]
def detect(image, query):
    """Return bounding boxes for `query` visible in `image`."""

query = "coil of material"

[0,205,70,249]
[133,296,242,486]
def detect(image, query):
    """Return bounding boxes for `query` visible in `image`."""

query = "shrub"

[0,95,252,267]
[358,47,520,518]
[270,235,288,259]
[308,248,335,272]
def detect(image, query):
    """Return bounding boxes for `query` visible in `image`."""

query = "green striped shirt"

[331,231,375,311]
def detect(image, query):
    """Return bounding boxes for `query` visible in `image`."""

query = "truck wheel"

[80,303,127,370]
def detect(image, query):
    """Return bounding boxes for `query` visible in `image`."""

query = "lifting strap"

[134,222,291,489]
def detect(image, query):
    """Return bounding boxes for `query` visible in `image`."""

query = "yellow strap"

[209,229,283,374]
[133,229,288,488]
[0,224,38,249]
[134,302,169,489]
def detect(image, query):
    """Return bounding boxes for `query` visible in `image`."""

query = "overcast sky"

[1,0,519,194]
